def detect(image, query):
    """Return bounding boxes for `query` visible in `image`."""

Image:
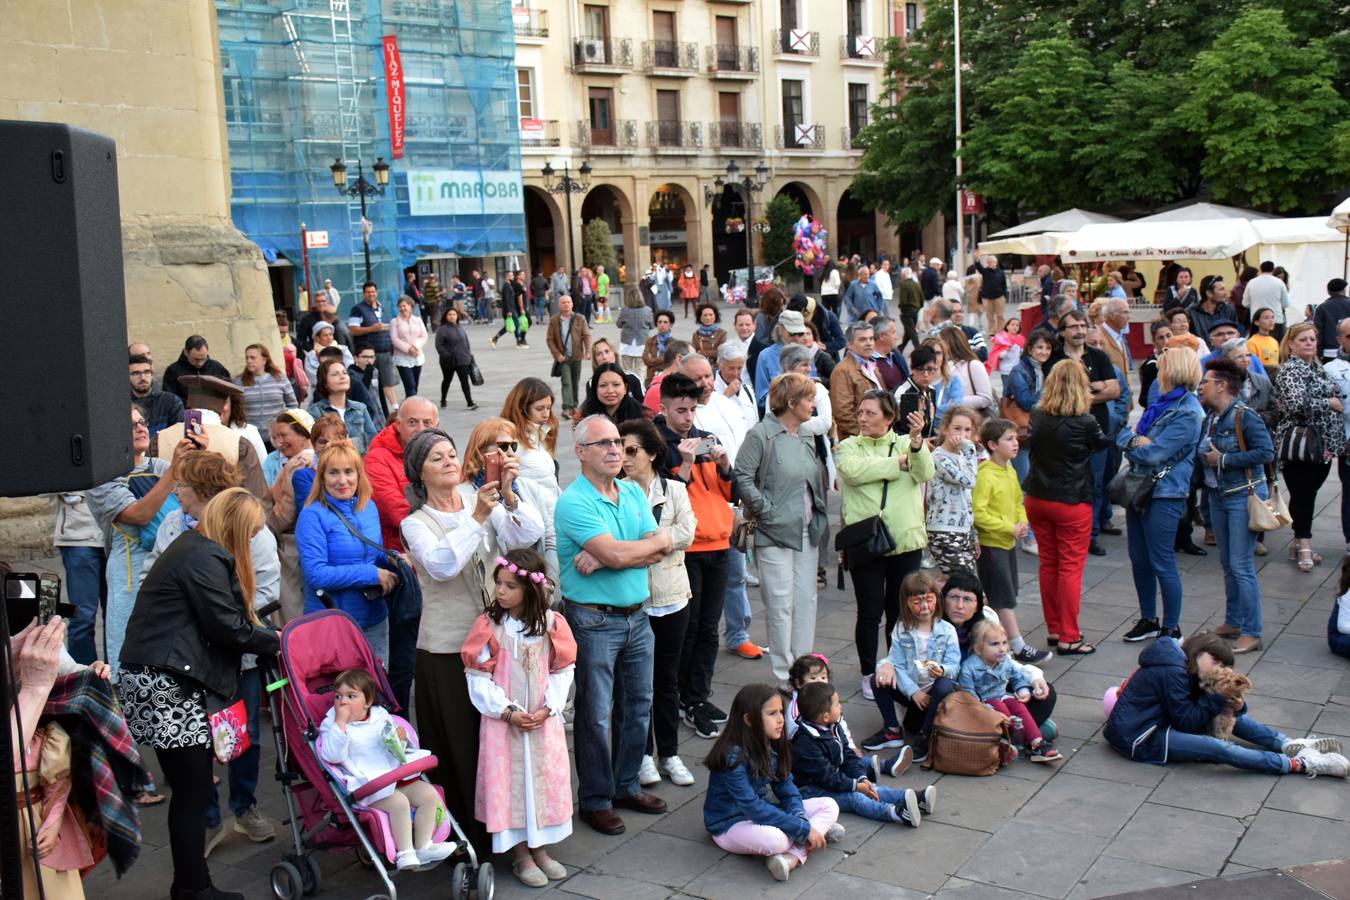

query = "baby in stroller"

[319,667,455,871]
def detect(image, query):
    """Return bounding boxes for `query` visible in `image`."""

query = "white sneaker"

[825,823,846,843]
[1021,538,1039,556]
[860,675,875,701]
[638,754,662,786]
[416,841,455,867]
[1283,735,1343,758]
[1296,749,1350,778]
[765,853,794,882]
[395,849,422,871]
[659,755,695,786]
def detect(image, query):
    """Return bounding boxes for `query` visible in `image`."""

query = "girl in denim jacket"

[864,572,960,762]
[959,620,1062,762]
[703,684,840,883]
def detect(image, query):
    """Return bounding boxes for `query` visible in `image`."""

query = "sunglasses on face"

[493,441,518,453]
[623,445,643,457]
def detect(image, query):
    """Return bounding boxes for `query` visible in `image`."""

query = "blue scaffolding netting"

[217,0,526,309]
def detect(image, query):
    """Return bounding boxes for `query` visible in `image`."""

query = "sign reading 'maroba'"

[407,169,525,216]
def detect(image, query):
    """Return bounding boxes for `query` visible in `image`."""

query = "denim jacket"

[958,654,1032,702]
[703,747,810,842]
[1201,400,1274,496]
[879,618,960,696]
[1116,393,1203,499]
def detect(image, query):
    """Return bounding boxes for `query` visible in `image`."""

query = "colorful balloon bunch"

[792,214,828,275]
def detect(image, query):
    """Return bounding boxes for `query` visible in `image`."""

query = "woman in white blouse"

[397,427,544,858]
[500,378,561,587]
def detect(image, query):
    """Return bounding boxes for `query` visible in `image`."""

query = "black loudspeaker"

[0,121,131,496]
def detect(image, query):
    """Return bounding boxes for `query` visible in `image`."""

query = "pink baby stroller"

[266,609,493,900]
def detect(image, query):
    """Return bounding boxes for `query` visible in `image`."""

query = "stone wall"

[0,0,278,560]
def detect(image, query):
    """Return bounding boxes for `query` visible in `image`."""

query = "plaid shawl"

[42,669,149,876]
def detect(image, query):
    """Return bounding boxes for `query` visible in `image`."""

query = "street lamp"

[541,160,591,276]
[710,159,770,283]
[330,157,391,283]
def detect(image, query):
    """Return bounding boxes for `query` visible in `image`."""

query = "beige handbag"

[1236,408,1291,532]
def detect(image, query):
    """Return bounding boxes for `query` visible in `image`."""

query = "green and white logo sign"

[407,169,525,216]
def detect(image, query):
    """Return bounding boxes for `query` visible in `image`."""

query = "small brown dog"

[1199,666,1252,742]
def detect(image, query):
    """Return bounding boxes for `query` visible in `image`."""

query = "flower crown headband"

[496,556,547,584]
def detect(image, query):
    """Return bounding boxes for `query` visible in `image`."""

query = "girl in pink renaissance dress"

[461,548,576,889]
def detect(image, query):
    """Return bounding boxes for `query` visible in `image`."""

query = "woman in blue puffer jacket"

[1006,330,1056,482]
[296,440,395,658]
[1115,347,1203,643]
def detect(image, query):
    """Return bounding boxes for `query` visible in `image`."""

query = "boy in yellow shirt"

[972,418,1052,665]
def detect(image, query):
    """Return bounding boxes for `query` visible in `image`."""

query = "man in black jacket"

[1314,278,1350,360]
[130,354,183,439]
[920,257,944,301]
[162,335,232,402]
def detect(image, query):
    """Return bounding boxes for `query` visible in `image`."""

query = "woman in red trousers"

[1022,361,1108,655]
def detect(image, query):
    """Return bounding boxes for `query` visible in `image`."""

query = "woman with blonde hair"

[937,326,994,411]
[501,379,561,571]
[1116,346,1204,642]
[463,416,557,585]
[119,487,279,900]
[1023,361,1109,655]
[296,441,395,656]
[733,372,828,683]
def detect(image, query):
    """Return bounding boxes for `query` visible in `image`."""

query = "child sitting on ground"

[791,682,935,827]
[785,653,909,774]
[704,684,841,883]
[319,668,453,871]
[972,418,1051,665]
[958,620,1062,762]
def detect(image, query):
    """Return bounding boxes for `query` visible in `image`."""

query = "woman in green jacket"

[835,390,933,699]
[734,372,828,685]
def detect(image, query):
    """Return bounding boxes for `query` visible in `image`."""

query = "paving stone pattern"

[60,318,1350,899]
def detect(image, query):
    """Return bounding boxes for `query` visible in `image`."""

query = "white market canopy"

[987,208,1125,239]
[978,231,1076,256]
[1134,201,1276,223]
[1326,196,1350,234]
[1061,218,1263,262]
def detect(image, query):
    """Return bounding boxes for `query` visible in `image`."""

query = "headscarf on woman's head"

[402,427,454,512]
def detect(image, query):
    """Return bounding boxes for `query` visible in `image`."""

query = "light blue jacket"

[933,374,965,421]
[958,654,1032,702]
[879,618,960,696]
[1116,393,1203,499]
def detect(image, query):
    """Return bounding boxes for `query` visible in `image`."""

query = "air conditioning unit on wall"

[581,38,607,63]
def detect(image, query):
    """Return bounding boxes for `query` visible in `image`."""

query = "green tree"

[582,218,618,272]
[964,33,1106,214]
[761,193,802,274]
[1182,7,1350,212]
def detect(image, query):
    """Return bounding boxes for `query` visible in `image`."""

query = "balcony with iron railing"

[706,44,759,77]
[576,119,639,152]
[519,119,561,150]
[642,40,700,75]
[513,8,548,40]
[842,120,868,150]
[708,121,763,152]
[573,37,635,71]
[775,123,825,150]
[646,120,703,152]
[772,28,819,57]
[839,33,882,61]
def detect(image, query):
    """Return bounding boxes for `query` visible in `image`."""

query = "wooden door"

[718,92,741,147]
[588,87,614,145]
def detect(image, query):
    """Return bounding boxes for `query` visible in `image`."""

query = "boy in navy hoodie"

[790,682,935,826]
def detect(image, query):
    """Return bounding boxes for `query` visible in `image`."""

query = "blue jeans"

[1209,489,1262,638]
[1089,447,1109,538]
[722,547,753,649]
[565,602,655,811]
[59,545,106,665]
[873,676,955,738]
[1329,606,1350,659]
[1165,715,1289,774]
[204,667,263,825]
[1099,444,1121,528]
[1126,497,1186,629]
[808,785,909,824]
[386,614,418,712]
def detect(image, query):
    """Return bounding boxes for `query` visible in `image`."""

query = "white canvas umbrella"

[987,208,1125,239]
[1061,218,1262,262]
[1135,201,1276,223]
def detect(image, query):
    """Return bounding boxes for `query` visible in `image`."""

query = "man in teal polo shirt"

[558,414,672,835]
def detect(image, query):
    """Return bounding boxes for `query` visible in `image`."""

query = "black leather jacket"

[120,530,279,698]
[1023,411,1109,505]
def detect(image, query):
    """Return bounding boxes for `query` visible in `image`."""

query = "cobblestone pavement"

[56,316,1350,899]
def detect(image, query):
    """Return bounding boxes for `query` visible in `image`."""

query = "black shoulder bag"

[834,444,897,569]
